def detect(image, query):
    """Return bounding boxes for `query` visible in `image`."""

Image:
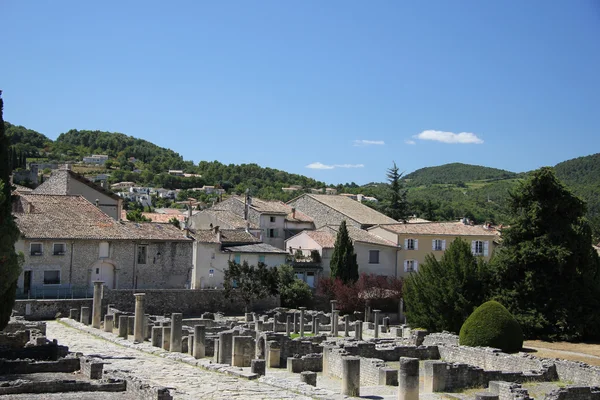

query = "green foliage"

[125,209,151,222]
[404,238,490,333]
[168,217,181,228]
[0,95,22,330]
[223,260,279,312]
[404,163,518,186]
[384,162,409,222]
[459,301,523,353]
[4,121,52,155]
[491,168,600,341]
[330,220,359,283]
[278,265,313,308]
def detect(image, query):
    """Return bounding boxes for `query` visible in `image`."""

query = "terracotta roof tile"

[191,229,261,244]
[199,209,259,229]
[373,221,500,237]
[33,169,120,200]
[223,243,288,254]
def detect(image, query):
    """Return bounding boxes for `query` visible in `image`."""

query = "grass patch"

[290,333,315,339]
[524,340,600,366]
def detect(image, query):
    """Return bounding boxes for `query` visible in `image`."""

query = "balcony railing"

[16,285,94,300]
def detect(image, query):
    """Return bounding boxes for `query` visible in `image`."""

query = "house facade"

[287,194,396,229]
[13,194,193,297]
[32,166,122,220]
[82,155,109,164]
[191,228,287,289]
[367,221,500,277]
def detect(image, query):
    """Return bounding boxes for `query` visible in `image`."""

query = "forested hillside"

[404,163,518,186]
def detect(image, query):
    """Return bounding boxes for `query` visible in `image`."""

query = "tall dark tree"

[223,260,279,312]
[491,167,600,340]
[329,220,359,283]
[0,91,22,329]
[385,162,409,222]
[404,238,490,333]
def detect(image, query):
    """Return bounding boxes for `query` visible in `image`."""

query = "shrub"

[459,300,523,353]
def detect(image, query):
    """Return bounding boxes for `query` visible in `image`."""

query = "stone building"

[191,227,288,289]
[32,165,122,220]
[13,193,193,297]
[188,208,262,237]
[287,194,396,229]
[212,196,314,249]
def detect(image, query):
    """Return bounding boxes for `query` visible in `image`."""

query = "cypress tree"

[385,162,409,222]
[329,220,359,283]
[0,91,22,329]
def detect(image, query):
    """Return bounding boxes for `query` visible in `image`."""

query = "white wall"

[260,214,286,249]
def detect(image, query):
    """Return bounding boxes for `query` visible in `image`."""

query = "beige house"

[13,193,193,297]
[368,221,500,277]
[285,224,398,285]
[191,228,288,289]
[33,166,122,220]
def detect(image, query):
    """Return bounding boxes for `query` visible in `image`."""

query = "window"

[43,270,60,285]
[30,243,43,256]
[137,245,147,264]
[368,250,380,264]
[234,254,241,264]
[306,272,315,288]
[432,239,446,251]
[404,238,418,250]
[99,242,110,258]
[53,243,66,256]
[268,228,278,238]
[269,216,276,223]
[258,254,266,264]
[404,260,418,273]
[471,240,489,256]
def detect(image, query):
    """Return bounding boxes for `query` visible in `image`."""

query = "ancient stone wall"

[341,341,439,361]
[553,360,600,386]
[14,298,93,320]
[545,386,600,400]
[437,345,546,372]
[423,332,460,347]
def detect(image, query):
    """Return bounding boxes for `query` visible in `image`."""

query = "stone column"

[255,320,264,332]
[91,281,103,329]
[218,331,234,364]
[299,307,306,337]
[293,312,298,334]
[383,316,390,333]
[332,310,339,337]
[127,316,135,335]
[373,309,381,339]
[330,300,337,333]
[251,359,266,376]
[80,306,90,325]
[399,298,405,324]
[193,325,206,358]
[151,326,163,347]
[69,308,78,320]
[245,313,254,322]
[162,326,171,351]
[133,293,145,343]
[344,316,350,337]
[301,371,317,386]
[118,316,128,338]
[113,312,122,328]
[267,341,281,368]
[424,360,447,393]
[170,313,183,352]
[355,320,363,340]
[232,336,253,367]
[314,317,320,335]
[365,305,371,322]
[103,315,114,332]
[286,314,292,336]
[341,356,361,397]
[311,317,317,335]
[398,357,419,400]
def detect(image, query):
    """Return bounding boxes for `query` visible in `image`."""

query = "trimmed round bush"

[459,300,523,353]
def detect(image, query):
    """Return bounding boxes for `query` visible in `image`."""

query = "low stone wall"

[107,370,173,400]
[0,341,69,361]
[342,341,439,362]
[488,381,533,400]
[554,360,600,387]
[13,299,93,321]
[0,330,30,349]
[545,386,600,400]
[3,319,47,335]
[437,345,547,373]
[103,289,279,316]
[323,345,389,386]
[287,354,323,373]
[423,332,460,347]
[0,357,80,374]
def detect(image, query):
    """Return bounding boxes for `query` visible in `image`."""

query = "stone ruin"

[26,283,600,399]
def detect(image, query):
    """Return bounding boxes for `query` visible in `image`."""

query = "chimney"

[95,199,99,207]
[214,225,221,242]
[245,222,250,233]
[291,207,296,219]
[26,202,33,213]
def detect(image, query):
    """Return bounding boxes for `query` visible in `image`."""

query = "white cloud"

[353,139,385,147]
[414,130,484,144]
[405,139,416,145]
[306,162,364,170]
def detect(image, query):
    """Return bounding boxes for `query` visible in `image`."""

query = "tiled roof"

[200,209,259,229]
[305,230,337,248]
[14,194,191,241]
[119,210,186,224]
[372,221,500,237]
[32,169,121,200]
[286,209,314,223]
[223,243,288,254]
[192,229,261,244]
[319,225,397,247]
[293,194,397,226]
[12,184,33,193]
[222,196,291,215]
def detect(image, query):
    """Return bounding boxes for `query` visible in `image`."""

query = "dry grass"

[523,340,600,366]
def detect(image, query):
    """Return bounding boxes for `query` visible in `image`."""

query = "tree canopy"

[329,220,359,283]
[223,260,279,312]
[384,162,409,222]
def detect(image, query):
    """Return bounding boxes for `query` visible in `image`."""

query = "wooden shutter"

[442,240,446,250]
[483,241,489,256]
[414,260,419,271]
[404,260,408,272]
[432,239,436,250]
[404,239,408,249]
[471,241,476,254]
[414,239,418,250]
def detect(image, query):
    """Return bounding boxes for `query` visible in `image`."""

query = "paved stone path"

[45,321,315,400]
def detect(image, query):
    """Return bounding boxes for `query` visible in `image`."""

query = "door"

[90,261,115,289]
[23,271,32,295]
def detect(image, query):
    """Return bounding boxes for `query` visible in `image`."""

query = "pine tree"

[329,220,359,283]
[492,167,600,340]
[0,91,22,329]
[385,162,409,222]
[404,238,490,333]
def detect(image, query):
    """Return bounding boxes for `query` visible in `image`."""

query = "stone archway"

[89,259,116,289]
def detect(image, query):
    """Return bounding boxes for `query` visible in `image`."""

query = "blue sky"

[2,1,599,184]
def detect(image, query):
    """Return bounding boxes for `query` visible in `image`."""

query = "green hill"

[4,122,53,154]
[404,162,518,186]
